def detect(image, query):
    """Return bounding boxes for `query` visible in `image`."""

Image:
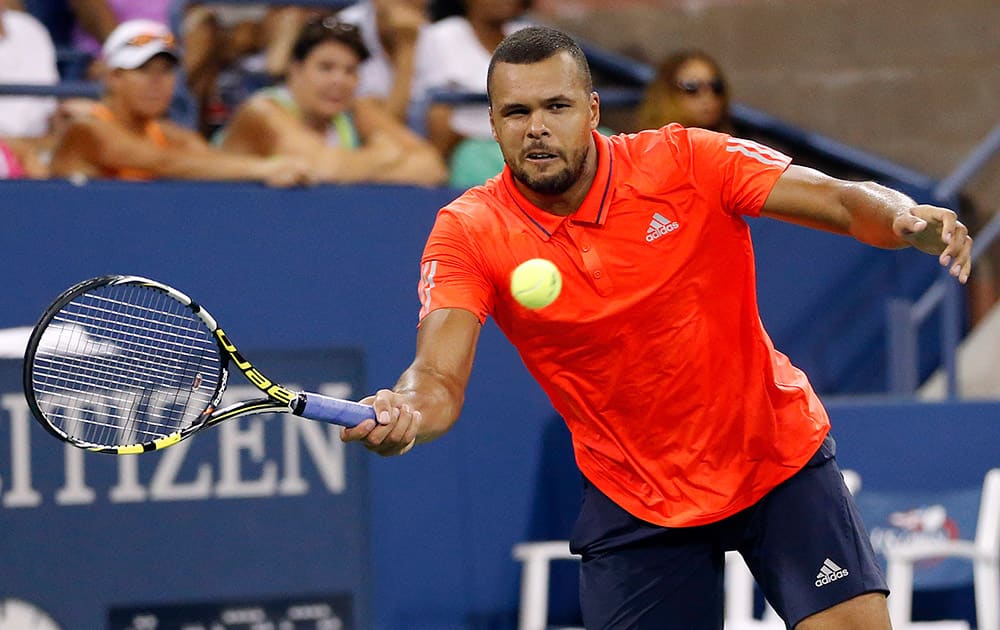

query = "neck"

[103,97,152,134]
[286,83,334,133]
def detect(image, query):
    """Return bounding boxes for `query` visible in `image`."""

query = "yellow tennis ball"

[511,258,562,310]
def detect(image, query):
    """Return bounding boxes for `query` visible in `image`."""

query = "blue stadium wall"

[0,180,996,629]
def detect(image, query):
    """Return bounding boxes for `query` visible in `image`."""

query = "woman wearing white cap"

[50,19,312,186]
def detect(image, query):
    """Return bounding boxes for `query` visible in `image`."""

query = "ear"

[589,91,601,130]
[489,107,499,141]
[286,59,303,82]
[105,68,124,92]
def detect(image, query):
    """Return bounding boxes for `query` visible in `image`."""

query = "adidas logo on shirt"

[814,558,850,587]
[646,212,680,242]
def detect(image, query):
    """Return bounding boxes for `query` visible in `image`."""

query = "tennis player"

[343,26,973,629]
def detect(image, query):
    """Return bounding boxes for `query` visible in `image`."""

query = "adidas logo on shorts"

[814,558,850,587]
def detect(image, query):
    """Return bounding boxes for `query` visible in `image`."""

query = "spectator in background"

[50,19,312,186]
[183,4,346,135]
[412,0,531,188]
[635,49,733,133]
[219,17,447,187]
[0,138,30,178]
[182,2,273,134]
[0,0,59,138]
[66,0,170,78]
[0,0,92,178]
[63,0,260,134]
[337,0,429,124]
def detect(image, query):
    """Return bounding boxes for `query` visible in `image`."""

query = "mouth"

[524,149,560,164]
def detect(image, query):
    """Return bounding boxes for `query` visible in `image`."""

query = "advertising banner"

[0,349,371,629]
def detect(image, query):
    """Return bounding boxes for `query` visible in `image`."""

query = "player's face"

[489,52,599,198]
[289,40,361,121]
[110,55,177,119]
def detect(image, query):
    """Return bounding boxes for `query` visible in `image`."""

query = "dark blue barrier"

[0,180,993,629]
[0,349,371,629]
[0,179,558,629]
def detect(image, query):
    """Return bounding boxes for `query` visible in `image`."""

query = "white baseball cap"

[102,19,179,70]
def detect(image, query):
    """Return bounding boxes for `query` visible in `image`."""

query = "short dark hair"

[487,26,593,102]
[291,17,369,64]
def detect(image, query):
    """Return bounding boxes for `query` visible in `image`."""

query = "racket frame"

[23,275,350,454]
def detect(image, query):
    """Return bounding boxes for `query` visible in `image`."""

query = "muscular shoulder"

[58,114,115,149]
[222,95,288,151]
[609,124,697,162]
[158,120,207,147]
[49,117,106,174]
[440,180,510,223]
[232,94,289,126]
[609,124,735,185]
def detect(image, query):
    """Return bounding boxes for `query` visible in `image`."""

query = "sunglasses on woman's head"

[675,78,726,96]
[317,16,361,36]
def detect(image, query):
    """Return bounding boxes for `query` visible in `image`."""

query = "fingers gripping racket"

[23,275,376,454]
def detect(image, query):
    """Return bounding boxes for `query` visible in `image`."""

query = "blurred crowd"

[0,0,737,189]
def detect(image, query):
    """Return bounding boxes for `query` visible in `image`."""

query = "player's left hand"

[893,204,972,284]
[340,390,420,456]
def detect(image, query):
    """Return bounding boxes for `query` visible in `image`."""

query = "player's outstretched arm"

[761,164,972,283]
[341,308,482,456]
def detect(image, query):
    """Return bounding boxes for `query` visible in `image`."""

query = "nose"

[527,110,549,138]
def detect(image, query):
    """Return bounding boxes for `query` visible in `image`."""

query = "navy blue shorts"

[568,435,887,629]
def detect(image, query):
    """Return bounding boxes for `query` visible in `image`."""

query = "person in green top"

[220,17,447,186]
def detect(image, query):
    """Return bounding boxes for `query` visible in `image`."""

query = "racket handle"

[296,393,376,428]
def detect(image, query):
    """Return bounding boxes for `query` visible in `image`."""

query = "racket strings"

[30,284,223,447]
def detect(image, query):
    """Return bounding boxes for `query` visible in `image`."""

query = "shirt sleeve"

[418,207,495,325]
[684,127,792,217]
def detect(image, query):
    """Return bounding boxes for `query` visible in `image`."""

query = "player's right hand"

[341,389,420,456]
[895,204,973,283]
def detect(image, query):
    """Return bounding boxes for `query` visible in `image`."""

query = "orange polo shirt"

[418,125,830,527]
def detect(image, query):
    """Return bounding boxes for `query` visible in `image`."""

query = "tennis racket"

[22,275,376,454]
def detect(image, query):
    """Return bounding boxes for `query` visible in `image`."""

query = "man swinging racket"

[344,25,972,629]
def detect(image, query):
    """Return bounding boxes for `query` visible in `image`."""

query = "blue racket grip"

[296,393,376,428]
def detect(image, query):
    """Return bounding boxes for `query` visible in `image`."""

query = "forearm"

[344,308,479,455]
[310,146,396,183]
[839,180,915,249]
[426,104,463,158]
[392,362,465,443]
[148,149,271,181]
[385,45,418,122]
[370,147,448,186]
[764,166,913,249]
[69,0,119,42]
[764,166,972,281]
